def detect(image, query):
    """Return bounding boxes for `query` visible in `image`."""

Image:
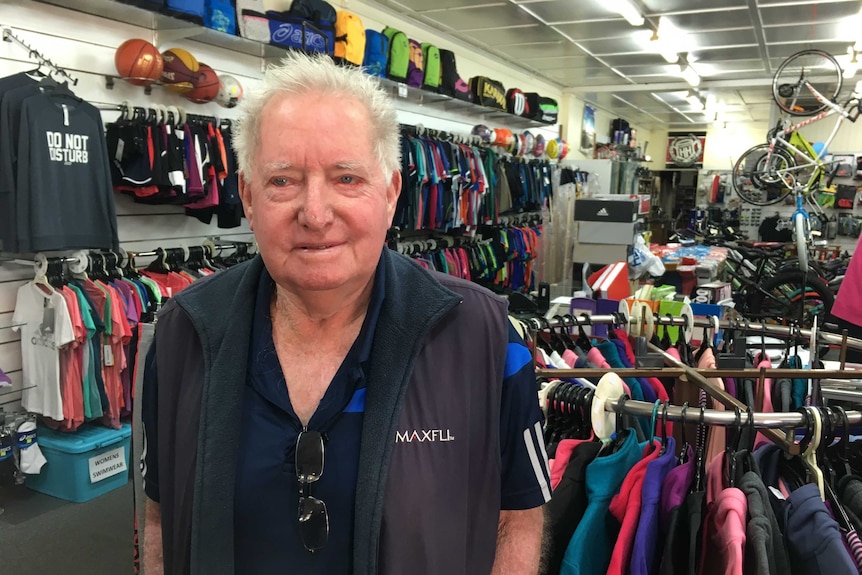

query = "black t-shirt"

[759,215,792,242]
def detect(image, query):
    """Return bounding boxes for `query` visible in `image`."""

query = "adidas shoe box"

[575,196,641,245]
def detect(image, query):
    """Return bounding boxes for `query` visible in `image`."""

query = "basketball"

[184,64,219,103]
[216,74,244,108]
[160,48,200,93]
[114,39,163,87]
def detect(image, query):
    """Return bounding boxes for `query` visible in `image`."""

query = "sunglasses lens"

[298,496,329,552]
[296,430,324,483]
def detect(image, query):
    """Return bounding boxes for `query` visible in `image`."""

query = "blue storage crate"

[26,423,132,503]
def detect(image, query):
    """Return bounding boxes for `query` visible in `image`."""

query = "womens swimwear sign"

[88,447,127,483]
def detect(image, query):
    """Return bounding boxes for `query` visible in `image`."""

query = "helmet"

[558,139,570,160]
[533,134,546,157]
[216,74,244,108]
[546,138,560,160]
[522,131,536,155]
[471,124,494,144]
[493,128,514,148]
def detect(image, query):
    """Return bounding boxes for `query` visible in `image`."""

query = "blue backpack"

[166,0,205,22]
[205,0,236,34]
[363,30,388,78]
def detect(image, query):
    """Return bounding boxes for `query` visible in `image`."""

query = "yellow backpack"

[334,10,366,66]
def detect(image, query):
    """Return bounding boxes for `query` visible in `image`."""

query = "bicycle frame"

[765,80,859,189]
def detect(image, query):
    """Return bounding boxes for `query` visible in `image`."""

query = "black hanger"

[693,404,708,492]
[575,314,592,351]
[678,402,691,464]
[725,407,743,488]
[555,315,578,351]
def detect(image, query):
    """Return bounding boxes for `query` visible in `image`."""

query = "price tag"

[104,344,114,367]
[397,84,408,98]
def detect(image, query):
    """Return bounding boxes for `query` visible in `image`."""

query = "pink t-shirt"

[833,235,862,324]
[700,348,727,466]
[58,287,85,431]
[701,451,747,575]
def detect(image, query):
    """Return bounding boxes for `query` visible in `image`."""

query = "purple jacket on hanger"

[659,446,695,526]
[630,437,678,575]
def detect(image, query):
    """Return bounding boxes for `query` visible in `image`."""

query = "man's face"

[240,92,401,297]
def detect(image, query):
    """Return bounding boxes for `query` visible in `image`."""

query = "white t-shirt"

[12,282,74,420]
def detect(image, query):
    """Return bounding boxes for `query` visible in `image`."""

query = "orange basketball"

[184,64,220,103]
[114,39,163,87]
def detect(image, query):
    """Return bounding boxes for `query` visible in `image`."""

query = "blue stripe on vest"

[504,342,532,380]
[344,388,367,413]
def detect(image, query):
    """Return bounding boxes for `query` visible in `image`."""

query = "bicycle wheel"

[747,270,834,329]
[732,144,794,206]
[794,213,809,275]
[773,49,842,116]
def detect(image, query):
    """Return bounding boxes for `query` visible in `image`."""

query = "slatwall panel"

[0,0,566,413]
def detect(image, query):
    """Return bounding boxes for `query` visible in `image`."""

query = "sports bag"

[334,10,365,66]
[289,0,336,24]
[363,30,389,78]
[406,39,424,88]
[525,93,559,124]
[506,88,529,117]
[237,0,271,42]
[383,27,409,82]
[469,76,506,110]
[267,10,334,55]
[421,43,441,90]
[439,49,471,101]
[166,0,205,23]
[205,0,236,34]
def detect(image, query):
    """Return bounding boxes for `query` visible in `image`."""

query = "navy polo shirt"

[234,253,386,574]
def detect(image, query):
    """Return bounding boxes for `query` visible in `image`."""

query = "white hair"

[233,52,401,179]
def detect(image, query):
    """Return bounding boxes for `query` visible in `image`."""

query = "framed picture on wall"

[666,132,706,168]
[580,105,595,155]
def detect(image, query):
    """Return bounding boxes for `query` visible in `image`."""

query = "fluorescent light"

[650,18,681,64]
[681,64,700,87]
[686,91,704,110]
[610,0,644,27]
[704,93,717,114]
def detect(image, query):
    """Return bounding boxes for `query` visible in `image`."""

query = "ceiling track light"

[681,63,700,87]
[649,30,679,64]
[610,0,644,27]
[845,50,859,79]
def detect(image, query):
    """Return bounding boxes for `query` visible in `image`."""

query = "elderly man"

[141,52,550,575]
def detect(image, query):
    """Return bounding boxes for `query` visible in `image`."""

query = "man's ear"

[386,170,402,222]
[238,173,254,230]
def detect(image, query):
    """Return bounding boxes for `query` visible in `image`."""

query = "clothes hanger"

[575,314,592,351]
[678,402,691,464]
[659,401,671,456]
[801,406,825,500]
[693,404,708,492]
[554,315,577,351]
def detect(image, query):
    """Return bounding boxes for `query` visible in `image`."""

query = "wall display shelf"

[34,0,559,132]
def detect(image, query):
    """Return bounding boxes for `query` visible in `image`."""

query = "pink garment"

[666,346,682,361]
[700,348,727,466]
[58,287,85,431]
[551,438,590,490]
[607,440,662,575]
[701,451,747,575]
[562,349,579,369]
[702,488,747,575]
[833,235,862,324]
[755,358,774,446]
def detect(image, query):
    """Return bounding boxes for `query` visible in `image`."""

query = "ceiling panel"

[641,0,747,11]
[656,9,753,31]
[388,0,506,11]
[614,63,684,76]
[459,25,565,45]
[494,41,586,59]
[764,22,852,43]
[599,52,670,67]
[766,41,851,57]
[688,28,758,49]
[417,3,536,30]
[576,36,652,55]
[551,20,638,40]
[515,0,622,23]
[760,2,862,27]
[521,55,603,71]
[690,46,763,61]
[736,88,774,104]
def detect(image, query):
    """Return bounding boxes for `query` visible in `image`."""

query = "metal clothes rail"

[2,28,77,85]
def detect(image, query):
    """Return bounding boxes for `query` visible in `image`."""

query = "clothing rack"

[2,28,77,85]
[599,396,862,428]
[524,313,862,353]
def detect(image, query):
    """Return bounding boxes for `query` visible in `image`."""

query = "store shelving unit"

[33,0,559,131]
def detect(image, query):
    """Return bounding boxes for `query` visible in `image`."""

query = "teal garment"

[787,355,806,408]
[67,284,102,419]
[561,431,645,575]
[597,341,650,437]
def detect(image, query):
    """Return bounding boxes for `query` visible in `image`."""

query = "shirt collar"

[254,249,387,370]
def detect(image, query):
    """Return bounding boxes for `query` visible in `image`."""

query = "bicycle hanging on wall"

[730,49,857,328]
